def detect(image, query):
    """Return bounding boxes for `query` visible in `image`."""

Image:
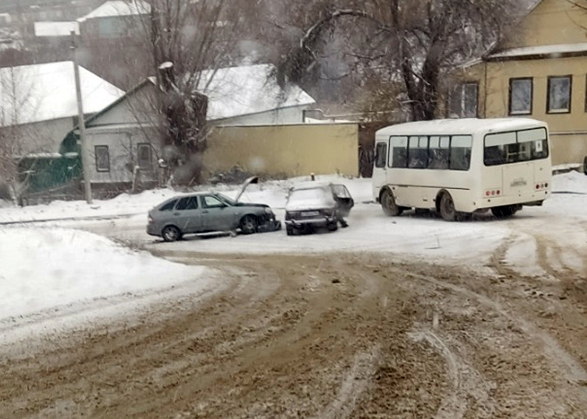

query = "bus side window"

[408,136,428,169]
[429,136,449,169]
[390,136,408,168]
[375,142,387,168]
[450,135,473,171]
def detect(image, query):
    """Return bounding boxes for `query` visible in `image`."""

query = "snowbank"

[551,170,587,194]
[0,227,209,320]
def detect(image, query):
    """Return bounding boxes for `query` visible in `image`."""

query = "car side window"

[176,196,199,210]
[159,199,178,211]
[202,195,225,208]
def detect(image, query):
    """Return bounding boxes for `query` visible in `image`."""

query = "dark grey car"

[284,182,354,235]
[147,192,281,242]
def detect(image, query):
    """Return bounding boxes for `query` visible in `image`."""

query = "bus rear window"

[484,128,548,166]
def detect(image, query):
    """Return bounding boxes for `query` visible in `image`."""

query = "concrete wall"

[204,123,359,178]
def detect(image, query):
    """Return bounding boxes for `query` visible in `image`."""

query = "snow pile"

[551,170,587,194]
[0,227,208,320]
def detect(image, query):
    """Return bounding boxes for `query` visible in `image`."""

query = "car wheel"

[286,226,295,236]
[381,189,403,216]
[162,225,182,242]
[327,222,338,231]
[240,215,258,234]
[439,193,457,222]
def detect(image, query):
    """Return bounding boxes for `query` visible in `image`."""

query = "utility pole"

[71,30,92,204]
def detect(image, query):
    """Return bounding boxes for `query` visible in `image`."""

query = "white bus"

[372,118,552,221]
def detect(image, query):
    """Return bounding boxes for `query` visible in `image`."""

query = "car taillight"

[485,189,501,197]
[535,183,549,190]
[148,215,154,224]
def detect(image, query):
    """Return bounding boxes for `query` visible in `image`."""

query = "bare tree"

[0,66,45,202]
[139,0,254,185]
[260,0,524,121]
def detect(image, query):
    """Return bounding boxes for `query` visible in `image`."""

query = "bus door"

[373,140,388,196]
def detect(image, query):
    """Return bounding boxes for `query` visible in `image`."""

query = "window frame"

[137,143,152,171]
[547,75,572,114]
[94,145,110,173]
[508,77,533,116]
[175,196,199,211]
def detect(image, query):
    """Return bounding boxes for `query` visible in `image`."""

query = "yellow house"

[450,0,587,166]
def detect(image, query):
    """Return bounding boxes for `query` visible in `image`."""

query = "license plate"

[302,211,320,217]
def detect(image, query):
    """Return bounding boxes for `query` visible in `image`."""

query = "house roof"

[34,21,79,37]
[0,61,125,127]
[85,63,315,127]
[77,0,150,22]
[196,64,316,121]
[487,42,587,61]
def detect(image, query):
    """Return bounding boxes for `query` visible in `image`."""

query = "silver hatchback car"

[147,191,281,242]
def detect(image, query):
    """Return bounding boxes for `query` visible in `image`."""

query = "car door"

[200,194,236,231]
[173,196,202,233]
[331,184,354,216]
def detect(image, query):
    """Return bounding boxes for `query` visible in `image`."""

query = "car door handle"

[173,212,180,216]
[202,210,209,214]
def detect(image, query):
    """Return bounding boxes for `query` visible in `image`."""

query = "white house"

[0,61,125,158]
[70,63,316,186]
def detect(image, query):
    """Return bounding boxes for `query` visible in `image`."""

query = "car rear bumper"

[146,224,159,237]
[285,216,336,228]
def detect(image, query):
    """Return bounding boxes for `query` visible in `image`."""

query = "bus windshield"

[484,128,548,166]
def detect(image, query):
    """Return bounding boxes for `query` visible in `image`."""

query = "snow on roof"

[487,42,587,60]
[77,0,150,22]
[196,64,316,121]
[0,61,125,126]
[34,21,79,37]
[376,118,548,137]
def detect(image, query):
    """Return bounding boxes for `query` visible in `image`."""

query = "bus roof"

[376,118,548,137]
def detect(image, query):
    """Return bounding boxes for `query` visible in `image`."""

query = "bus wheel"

[381,189,403,216]
[439,193,457,221]
[491,205,517,218]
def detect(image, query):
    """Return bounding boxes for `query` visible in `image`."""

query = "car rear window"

[159,199,178,211]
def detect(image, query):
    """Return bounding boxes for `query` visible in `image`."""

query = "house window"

[95,146,110,172]
[137,143,152,170]
[449,82,478,117]
[509,78,533,115]
[547,75,572,113]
